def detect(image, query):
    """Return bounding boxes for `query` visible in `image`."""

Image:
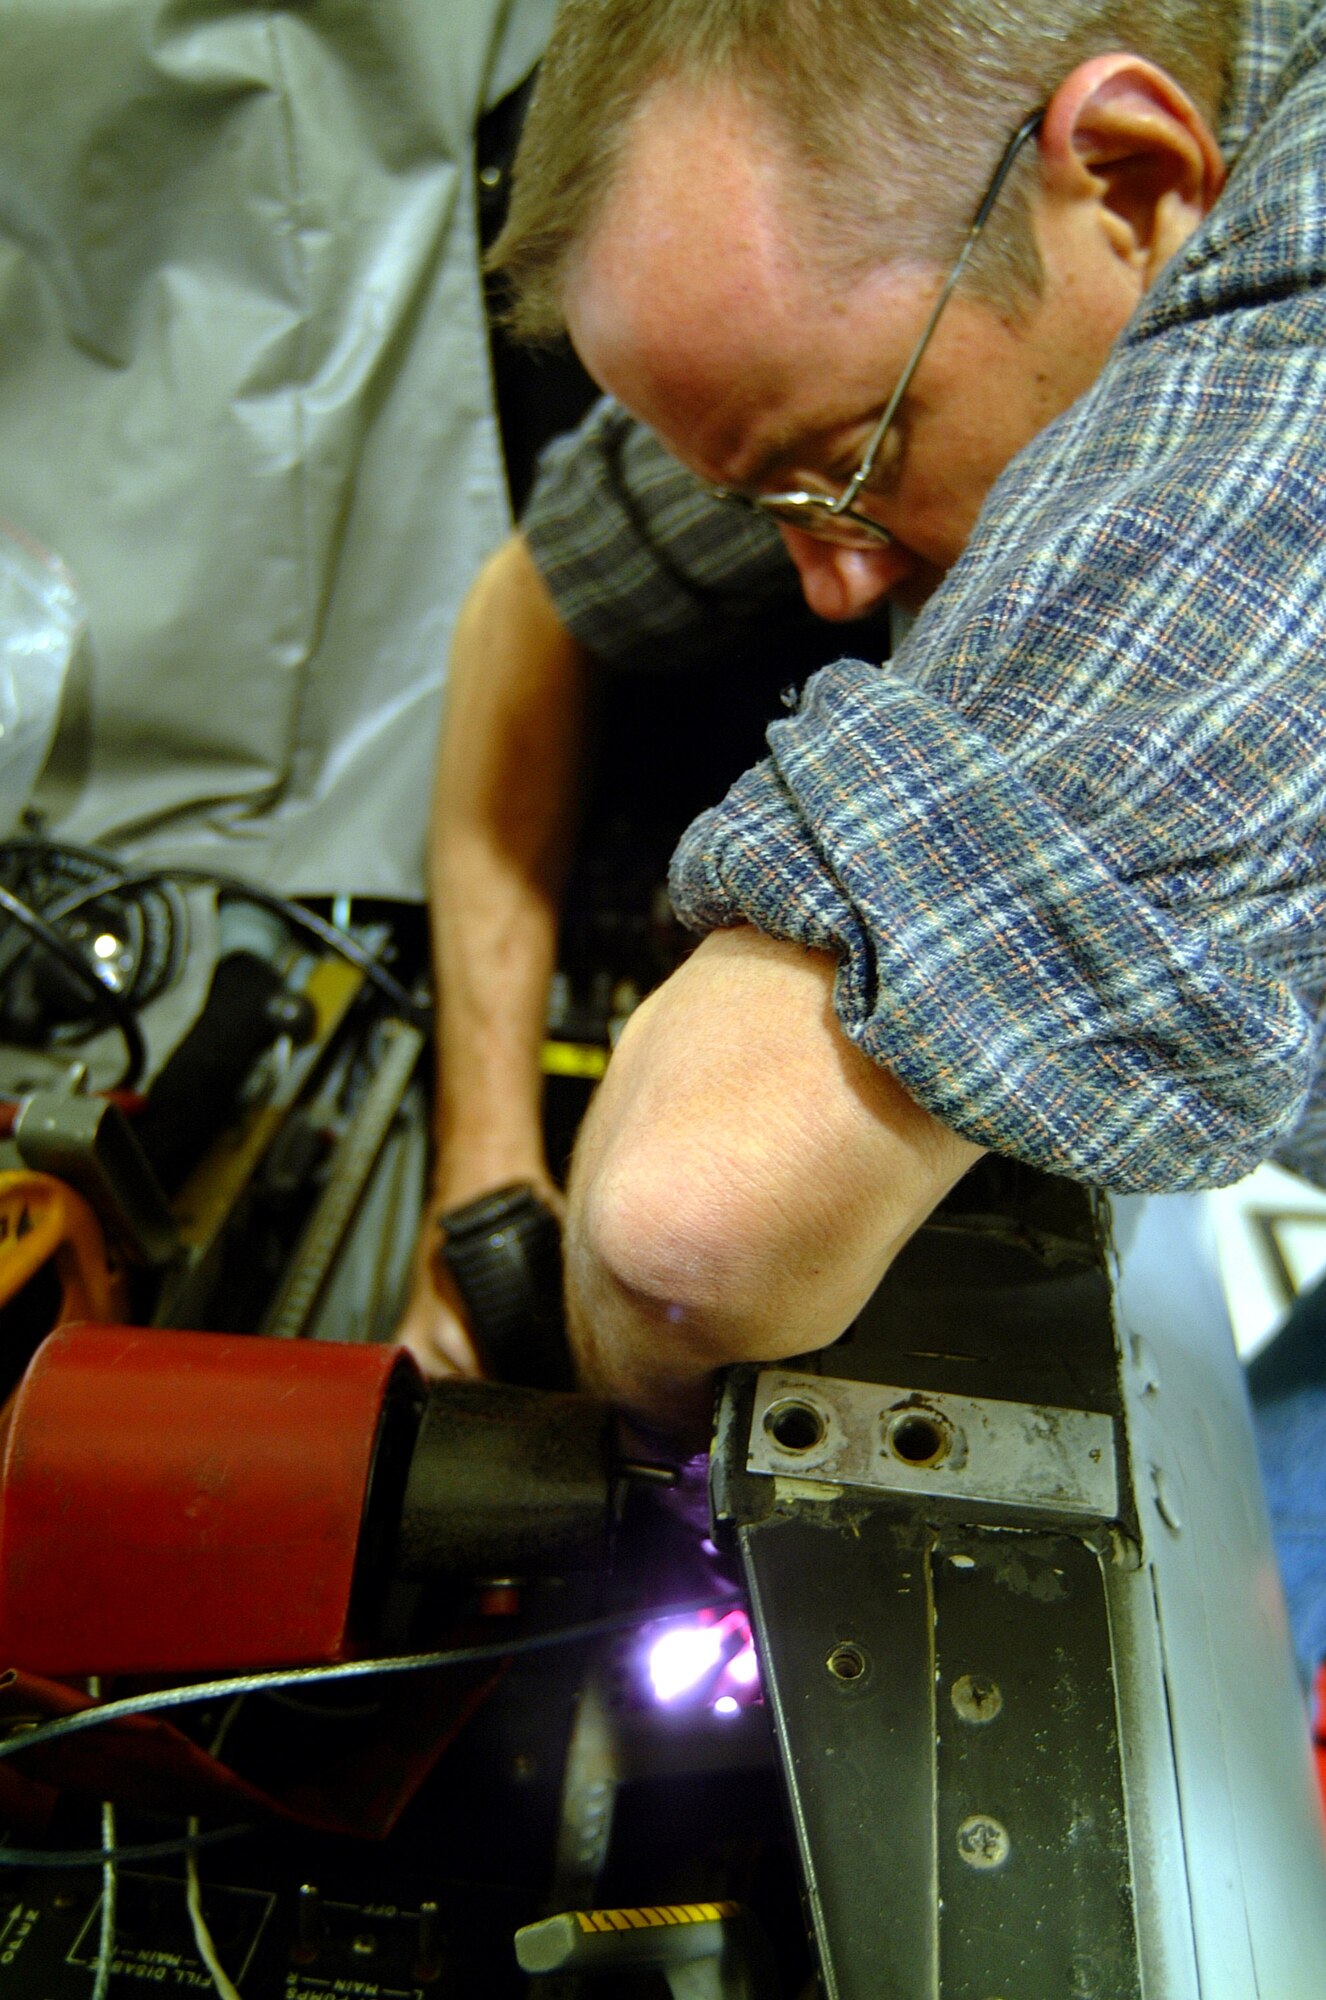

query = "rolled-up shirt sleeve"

[521,396,804,672]
[673,47,1326,1194]
[671,652,1320,1192]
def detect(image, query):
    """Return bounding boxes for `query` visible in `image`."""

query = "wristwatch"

[436,1181,573,1392]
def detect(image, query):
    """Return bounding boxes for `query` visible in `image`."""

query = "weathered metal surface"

[747,1368,1118,1526]
[737,1511,941,2000]
[933,1533,1139,1999]
[718,1165,1326,1998]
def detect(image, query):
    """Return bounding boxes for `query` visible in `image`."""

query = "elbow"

[567,1136,855,1377]
[580,1168,740,1336]
[571,1153,745,1354]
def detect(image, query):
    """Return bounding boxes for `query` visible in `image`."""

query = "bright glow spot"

[92,933,120,960]
[712,1695,740,1717]
[648,1622,723,1702]
[727,1642,760,1688]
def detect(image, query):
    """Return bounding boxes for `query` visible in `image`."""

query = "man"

[403,0,1326,1454]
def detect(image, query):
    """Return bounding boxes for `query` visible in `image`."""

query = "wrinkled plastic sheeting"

[0,0,556,896]
[0,527,84,837]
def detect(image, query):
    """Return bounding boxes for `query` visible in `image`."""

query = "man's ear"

[1039,54,1226,286]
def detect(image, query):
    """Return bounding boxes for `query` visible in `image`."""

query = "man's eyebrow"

[725,408,883,492]
[722,427,806,491]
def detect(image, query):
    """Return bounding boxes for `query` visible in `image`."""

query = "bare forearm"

[564,927,984,1444]
[429,533,588,1205]
[399,536,587,1378]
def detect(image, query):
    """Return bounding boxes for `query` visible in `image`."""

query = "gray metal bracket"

[746,1367,1118,1527]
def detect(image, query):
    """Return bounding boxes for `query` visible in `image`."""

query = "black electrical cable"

[175,870,427,1028]
[208,872,426,1025]
[4,846,429,1031]
[43,874,160,933]
[0,1824,252,1869]
[0,842,184,1074]
[0,1594,742,1764]
[0,884,146,1086]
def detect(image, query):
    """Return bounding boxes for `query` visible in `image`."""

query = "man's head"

[492,1,1237,618]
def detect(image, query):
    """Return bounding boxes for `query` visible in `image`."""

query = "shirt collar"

[1220,0,1317,155]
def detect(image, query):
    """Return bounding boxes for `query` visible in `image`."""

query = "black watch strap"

[437,1182,573,1392]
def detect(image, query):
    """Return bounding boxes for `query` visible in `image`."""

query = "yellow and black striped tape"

[574,1903,738,1935]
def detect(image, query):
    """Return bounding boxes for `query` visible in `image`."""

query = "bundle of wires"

[0,837,430,1089]
[0,842,185,1019]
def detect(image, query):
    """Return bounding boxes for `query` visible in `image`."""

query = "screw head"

[951,1674,1003,1725]
[956,1814,1011,1870]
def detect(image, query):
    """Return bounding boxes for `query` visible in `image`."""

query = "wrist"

[430,1139,556,1215]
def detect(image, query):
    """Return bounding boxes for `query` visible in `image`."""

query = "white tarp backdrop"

[0,0,556,894]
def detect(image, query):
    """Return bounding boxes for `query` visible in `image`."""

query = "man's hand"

[396,1229,482,1380]
[563,926,984,1449]
[398,1171,566,1381]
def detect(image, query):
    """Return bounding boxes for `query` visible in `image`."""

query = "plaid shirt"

[523,0,1324,1194]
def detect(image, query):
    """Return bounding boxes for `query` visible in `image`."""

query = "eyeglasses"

[709,110,1045,549]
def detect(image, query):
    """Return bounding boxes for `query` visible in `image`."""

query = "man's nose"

[779,527,913,622]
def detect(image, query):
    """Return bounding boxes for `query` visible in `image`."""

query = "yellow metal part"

[541,1040,609,1081]
[0,1167,127,1325]
[169,956,364,1251]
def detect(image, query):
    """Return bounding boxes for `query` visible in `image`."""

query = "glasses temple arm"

[838,109,1046,513]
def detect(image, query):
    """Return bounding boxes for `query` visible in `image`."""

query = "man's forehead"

[578,91,885,350]
[565,76,959,489]
[567,241,933,495]
[577,82,808,303]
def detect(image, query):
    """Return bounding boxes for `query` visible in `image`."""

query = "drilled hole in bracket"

[764,1398,827,1453]
[886,1410,951,1467]
[826,1642,869,1684]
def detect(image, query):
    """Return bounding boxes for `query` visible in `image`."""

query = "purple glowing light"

[640,1608,762,1709]
[648,1622,725,1702]
[712,1695,740,1717]
[727,1639,760,1688]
